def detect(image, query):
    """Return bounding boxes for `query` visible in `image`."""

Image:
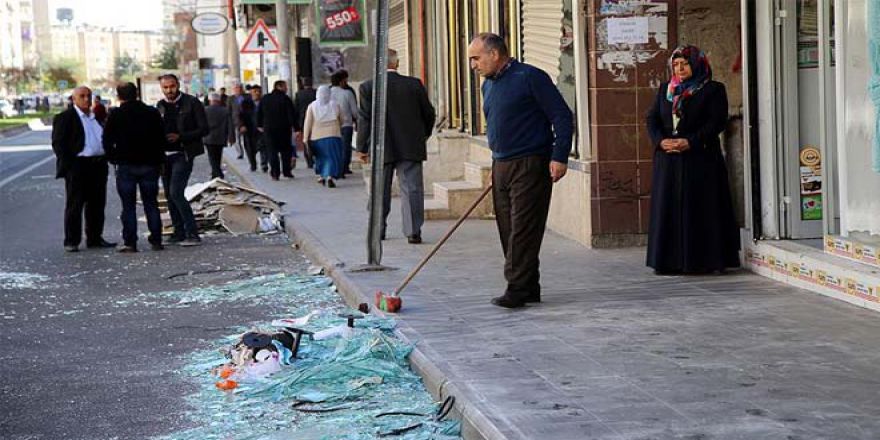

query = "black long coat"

[256,90,297,152]
[356,71,436,164]
[645,81,740,272]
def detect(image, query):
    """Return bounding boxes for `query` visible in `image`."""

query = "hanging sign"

[191,12,229,35]
[315,0,367,47]
[241,19,280,54]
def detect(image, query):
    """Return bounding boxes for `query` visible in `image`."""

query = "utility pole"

[275,0,292,97]
[227,0,241,84]
[366,0,390,266]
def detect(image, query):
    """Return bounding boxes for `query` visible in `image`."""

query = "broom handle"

[393,183,493,297]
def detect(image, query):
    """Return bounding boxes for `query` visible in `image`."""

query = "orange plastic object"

[375,291,402,313]
[215,379,238,391]
[218,365,235,379]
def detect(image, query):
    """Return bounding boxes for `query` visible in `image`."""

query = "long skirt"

[646,147,741,273]
[312,136,344,179]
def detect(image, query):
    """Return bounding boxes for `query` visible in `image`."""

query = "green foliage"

[152,44,178,70]
[113,53,144,82]
[0,67,40,94]
[41,58,82,91]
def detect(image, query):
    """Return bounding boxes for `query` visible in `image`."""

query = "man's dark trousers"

[162,153,199,239]
[116,164,162,247]
[492,155,553,302]
[205,143,225,179]
[341,126,354,174]
[265,134,292,178]
[63,156,109,247]
[381,160,424,238]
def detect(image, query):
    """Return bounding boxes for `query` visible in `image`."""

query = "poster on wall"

[315,0,367,47]
[799,146,823,220]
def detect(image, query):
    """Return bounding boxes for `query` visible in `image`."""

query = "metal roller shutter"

[388,0,409,75]
[521,0,562,83]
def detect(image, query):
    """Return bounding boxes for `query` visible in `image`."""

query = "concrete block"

[464,161,492,187]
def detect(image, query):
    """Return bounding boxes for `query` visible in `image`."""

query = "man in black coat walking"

[293,77,317,168]
[257,80,297,180]
[356,49,436,244]
[103,82,166,253]
[156,74,209,246]
[51,86,116,252]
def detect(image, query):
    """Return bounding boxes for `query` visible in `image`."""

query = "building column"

[586,0,676,247]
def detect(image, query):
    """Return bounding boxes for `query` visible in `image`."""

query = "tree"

[0,67,40,93]
[41,58,82,91]
[113,53,143,82]
[152,44,178,70]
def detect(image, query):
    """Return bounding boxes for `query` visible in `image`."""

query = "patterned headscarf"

[666,45,712,116]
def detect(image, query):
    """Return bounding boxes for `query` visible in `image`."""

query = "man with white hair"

[356,49,436,244]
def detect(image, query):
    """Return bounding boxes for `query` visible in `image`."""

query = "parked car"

[0,99,16,118]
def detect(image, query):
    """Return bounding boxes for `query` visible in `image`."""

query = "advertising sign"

[315,0,367,47]
[191,12,229,35]
[799,146,823,220]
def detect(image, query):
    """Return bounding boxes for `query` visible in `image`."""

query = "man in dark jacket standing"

[356,49,436,244]
[156,74,208,246]
[293,77,317,168]
[468,33,573,309]
[257,80,297,180]
[103,82,166,253]
[51,86,116,252]
[227,83,247,160]
[203,93,232,179]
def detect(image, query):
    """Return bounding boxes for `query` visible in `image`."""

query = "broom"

[376,183,493,313]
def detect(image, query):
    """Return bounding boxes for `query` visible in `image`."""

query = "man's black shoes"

[407,235,422,244]
[86,239,116,249]
[491,295,525,309]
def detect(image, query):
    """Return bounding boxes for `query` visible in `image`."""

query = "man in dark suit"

[103,82,166,253]
[51,86,116,252]
[356,49,436,244]
[257,80,297,181]
[293,77,317,168]
[156,73,208,247]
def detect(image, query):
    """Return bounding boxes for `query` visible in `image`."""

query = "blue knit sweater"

[481,59,573,163]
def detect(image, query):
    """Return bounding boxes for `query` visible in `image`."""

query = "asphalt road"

[0,129,309,439]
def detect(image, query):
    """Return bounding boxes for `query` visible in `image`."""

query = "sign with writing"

[316,0,367,46]
[191,12,228,35]
[56,79,68,89]
[799,146,823,220]
[241,19,280,54]
[606,17,649,45]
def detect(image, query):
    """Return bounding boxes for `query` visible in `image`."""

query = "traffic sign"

[56,80,68,89]
[240,19,279,54]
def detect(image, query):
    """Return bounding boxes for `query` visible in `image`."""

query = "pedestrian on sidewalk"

[203,93,233,180]
[294,77,317,169]
[102,82,166,253]
[330,71,358,177]
[356,49,436,244]
[227,83,247,160]
[92,96,107,125]
[156,73,208,247]
[249,85,269,173]
[468,33,573,308]
[219,87,228,106]
[257,80,298,181]
[645,45,740,275]
[51,86,116,252]
[303,85,344,188]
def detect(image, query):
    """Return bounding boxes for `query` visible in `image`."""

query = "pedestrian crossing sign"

[240,19,280,54]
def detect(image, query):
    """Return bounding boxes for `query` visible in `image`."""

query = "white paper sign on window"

[606,17,650,45]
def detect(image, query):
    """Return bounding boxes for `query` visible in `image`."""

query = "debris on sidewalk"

[157,275,461,440]
[183,178,285,235]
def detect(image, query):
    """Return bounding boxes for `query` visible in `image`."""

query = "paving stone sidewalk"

[224,153,880,440]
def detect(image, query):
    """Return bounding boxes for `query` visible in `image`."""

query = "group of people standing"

[52,74,209,252]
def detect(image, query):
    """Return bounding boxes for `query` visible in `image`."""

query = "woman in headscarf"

[303,85,345,187]
[645,45,740,275]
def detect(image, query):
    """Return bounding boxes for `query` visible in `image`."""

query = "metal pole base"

[347,264,398,273]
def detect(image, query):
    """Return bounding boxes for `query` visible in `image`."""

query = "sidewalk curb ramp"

[223,155,508,440]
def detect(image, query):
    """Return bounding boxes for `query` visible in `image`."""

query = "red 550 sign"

[325,7,361,30]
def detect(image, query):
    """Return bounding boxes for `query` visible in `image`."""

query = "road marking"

[0,154,55,189]
[0,145,53,153]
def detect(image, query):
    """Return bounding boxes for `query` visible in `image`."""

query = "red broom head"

[375,291,402,313]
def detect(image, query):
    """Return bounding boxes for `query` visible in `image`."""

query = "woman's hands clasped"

[661,138,690,154]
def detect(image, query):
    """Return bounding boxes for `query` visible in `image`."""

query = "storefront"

[742,0,880,310]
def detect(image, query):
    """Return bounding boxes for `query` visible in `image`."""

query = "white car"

[0,99,16,118]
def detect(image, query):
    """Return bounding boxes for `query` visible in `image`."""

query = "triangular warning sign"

[240,19,280,54]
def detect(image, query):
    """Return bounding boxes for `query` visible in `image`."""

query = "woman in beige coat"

[302,85,344,187]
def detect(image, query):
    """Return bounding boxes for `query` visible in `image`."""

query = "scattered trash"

[184,178,284,235]
[0,271,50,290]
[157,275,461,440]
[307,265,324,276]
